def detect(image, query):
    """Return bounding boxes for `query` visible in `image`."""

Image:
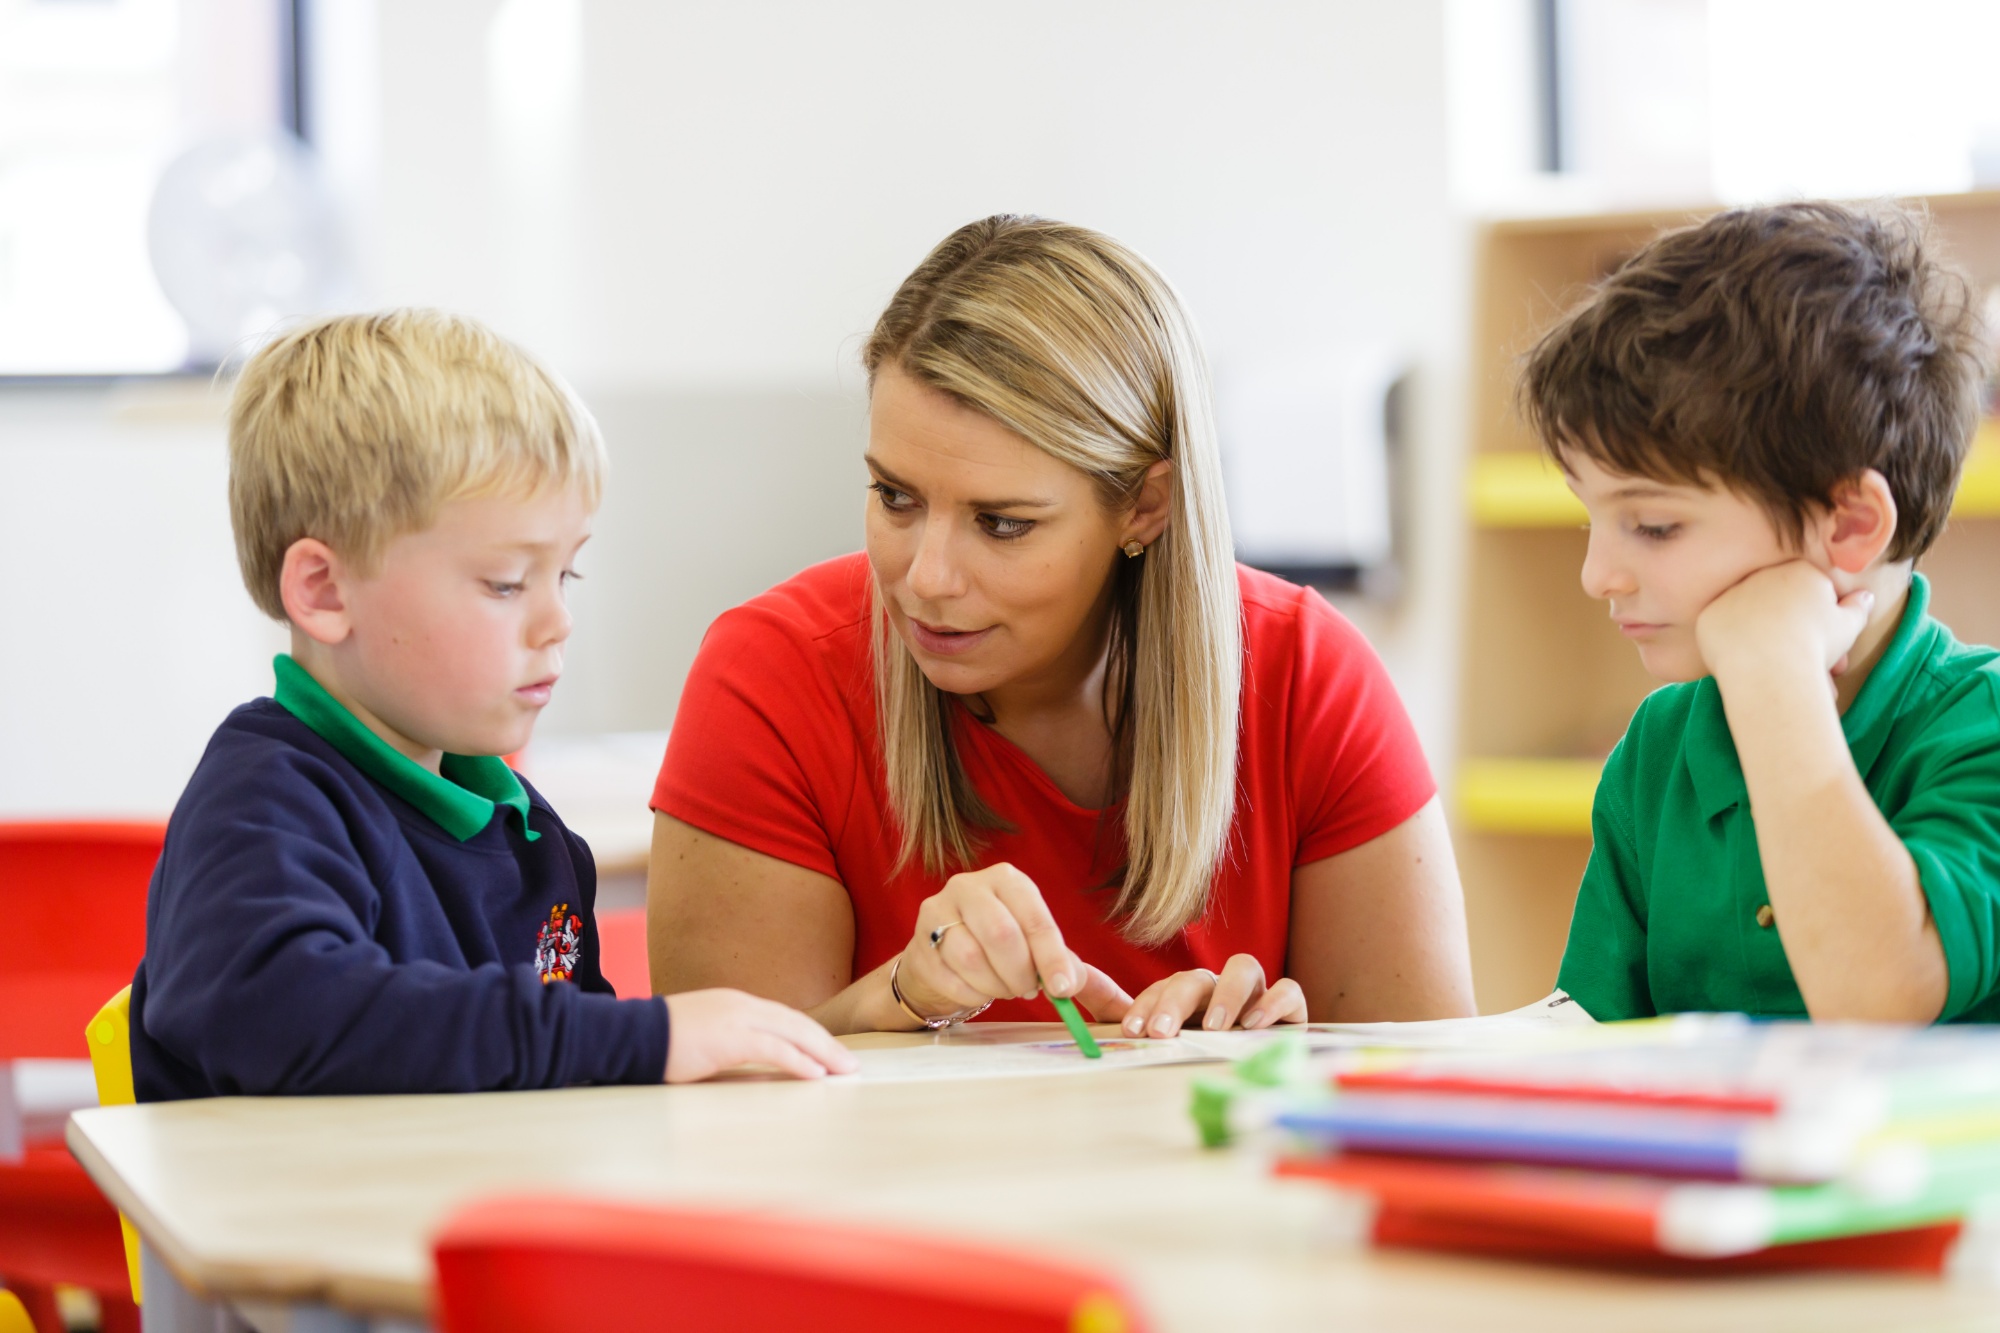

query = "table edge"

[67,1107,436,1319]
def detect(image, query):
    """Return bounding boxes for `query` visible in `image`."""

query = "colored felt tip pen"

[1051,993,1102,1058]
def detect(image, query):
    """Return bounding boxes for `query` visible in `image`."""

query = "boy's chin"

[439,719,539,760]
[1635,644,1707,685]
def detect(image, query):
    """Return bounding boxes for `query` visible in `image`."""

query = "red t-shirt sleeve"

[650,605,852,882]
[1284,589,1437,865]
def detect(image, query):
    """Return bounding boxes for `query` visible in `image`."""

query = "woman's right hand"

[889,862,1133,1025]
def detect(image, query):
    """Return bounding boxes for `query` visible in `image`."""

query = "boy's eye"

[979,513,1034,540]
[870,481,915,511]
[485,580,526,597]
[1632,522,1681,541]
[560,569,583,585]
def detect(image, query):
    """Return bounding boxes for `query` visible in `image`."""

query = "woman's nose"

[904,520,963,601]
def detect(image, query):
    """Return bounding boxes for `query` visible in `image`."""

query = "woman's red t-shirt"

[651,553,1434,1022]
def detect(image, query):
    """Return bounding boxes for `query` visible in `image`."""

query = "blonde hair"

[863,216,1242,946]
[228,309,606,620]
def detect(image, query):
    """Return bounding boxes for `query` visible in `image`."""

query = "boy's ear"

[279,537,355,646]
[1823,469,1898,575]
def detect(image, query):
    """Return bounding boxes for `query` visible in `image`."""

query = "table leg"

[138,1245,251,1333]
[137,1246,428,1333]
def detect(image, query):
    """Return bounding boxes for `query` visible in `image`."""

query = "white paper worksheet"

[847,991,1595,1083]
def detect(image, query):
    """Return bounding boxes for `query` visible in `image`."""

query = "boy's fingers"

[1203,954,1267,1030]
[759,1005,857,1075]
[741,1030,834,1081]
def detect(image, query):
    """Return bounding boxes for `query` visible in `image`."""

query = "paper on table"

[850,1024,1215,1082]
[848,993,1597,1083]
[1174,989,1597,1063]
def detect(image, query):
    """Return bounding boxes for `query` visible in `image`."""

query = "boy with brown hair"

[130,310,854,1097]
[1520,200,2000,1023]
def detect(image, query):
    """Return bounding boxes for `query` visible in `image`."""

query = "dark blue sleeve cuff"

[564,992,669,1085]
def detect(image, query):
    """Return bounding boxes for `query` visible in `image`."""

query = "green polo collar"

[271,655,538,842]
[1685,573,1933,821]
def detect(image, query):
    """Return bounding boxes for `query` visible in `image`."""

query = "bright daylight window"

[0,0,326,375]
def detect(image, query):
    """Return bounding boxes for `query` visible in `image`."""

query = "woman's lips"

[908,619,996,657]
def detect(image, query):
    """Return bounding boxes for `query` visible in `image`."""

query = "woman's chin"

[912,656,998,697]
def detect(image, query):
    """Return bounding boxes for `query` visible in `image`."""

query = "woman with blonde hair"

[647,216,1475,1034]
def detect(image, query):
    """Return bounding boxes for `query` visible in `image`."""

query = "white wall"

[2,1,1464,814]
[0,385,286,815]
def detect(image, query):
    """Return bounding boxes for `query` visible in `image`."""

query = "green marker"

[1050,992,1102,1058]
[1190,1033,1318,1147]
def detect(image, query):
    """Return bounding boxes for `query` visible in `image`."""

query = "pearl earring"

[1122,540,1145,558]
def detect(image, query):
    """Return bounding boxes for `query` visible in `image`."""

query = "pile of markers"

[1193,1016,2000,1276]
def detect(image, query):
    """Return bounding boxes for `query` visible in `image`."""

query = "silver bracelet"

[888,955,993,1031]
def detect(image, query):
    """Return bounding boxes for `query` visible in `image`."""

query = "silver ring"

[928,920,963,949]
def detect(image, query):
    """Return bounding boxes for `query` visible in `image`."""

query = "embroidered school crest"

[535,903,582,984]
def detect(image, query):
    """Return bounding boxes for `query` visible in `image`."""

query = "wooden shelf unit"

[1455,193,2000,1012]
[1469,422,2000,529]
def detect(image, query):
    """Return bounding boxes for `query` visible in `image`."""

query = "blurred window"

[1450,0,2000,213]
[0,0,296,375]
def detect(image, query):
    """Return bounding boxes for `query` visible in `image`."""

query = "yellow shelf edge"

[1457,757,1600,836]
[1466,453,1586,528]
[1468,421,2000,527]
[1953,421,2000,516]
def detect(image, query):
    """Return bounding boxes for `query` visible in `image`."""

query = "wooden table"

[66,1028,2000,1333]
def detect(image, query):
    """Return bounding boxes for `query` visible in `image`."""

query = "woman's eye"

[870,481,915,511]
[980,514,1034,540]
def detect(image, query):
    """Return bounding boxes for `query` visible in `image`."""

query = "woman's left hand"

[1119,953,1306,1038]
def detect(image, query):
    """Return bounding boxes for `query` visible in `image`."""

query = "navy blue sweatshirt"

[131,660,669,1100]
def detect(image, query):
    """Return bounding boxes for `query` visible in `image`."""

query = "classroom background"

[10,0,2000,1014]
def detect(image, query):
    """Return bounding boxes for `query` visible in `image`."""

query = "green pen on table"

[1049,991,1102,1058]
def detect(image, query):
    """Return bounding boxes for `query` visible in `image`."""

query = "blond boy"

[130,311,853,1097]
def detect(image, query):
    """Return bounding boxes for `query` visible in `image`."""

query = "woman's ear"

[279,537,355,646]
[1823,468,1898,575]
[1121,460,1175,548]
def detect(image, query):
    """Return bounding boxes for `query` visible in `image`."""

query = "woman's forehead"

[868,368,1083,503]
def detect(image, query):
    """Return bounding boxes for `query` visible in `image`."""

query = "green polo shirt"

[1557,574,2000,1023]
[270,655,538,842]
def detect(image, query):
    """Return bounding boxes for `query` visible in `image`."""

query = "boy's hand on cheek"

[1695,560,1873,690]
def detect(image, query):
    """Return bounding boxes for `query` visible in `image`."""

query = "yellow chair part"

[0,1289,33,1333]
[85,986,142,1305]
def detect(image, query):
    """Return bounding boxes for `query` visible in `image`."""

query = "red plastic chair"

[0,822,161,1333]
[433,1196,1150,1333]
[594,907,651,999]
